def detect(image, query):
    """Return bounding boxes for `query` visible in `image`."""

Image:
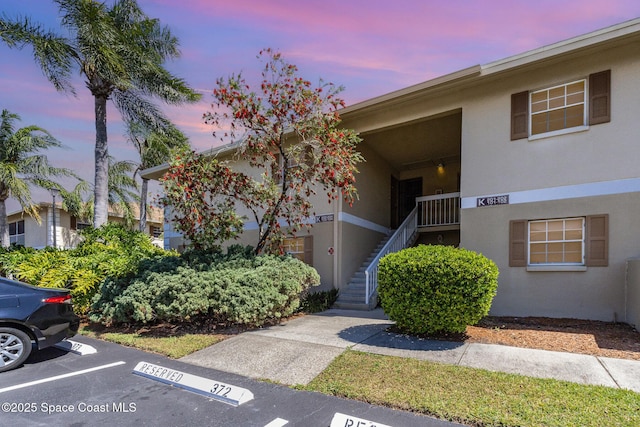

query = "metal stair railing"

[364,206,418,305]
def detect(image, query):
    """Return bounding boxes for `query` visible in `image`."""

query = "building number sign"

[476,194,509,207]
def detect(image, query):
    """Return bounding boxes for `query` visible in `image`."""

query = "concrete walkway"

[180,308,640,392]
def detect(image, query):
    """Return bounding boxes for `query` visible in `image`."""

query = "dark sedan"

[0,277,80,373]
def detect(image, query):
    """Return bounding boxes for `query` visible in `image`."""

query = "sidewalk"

[180,308,640,392]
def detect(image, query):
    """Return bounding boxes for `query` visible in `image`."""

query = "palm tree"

[0,109,77,247]
[0,0,201,228]
[126,122,188,231]
[106,158,140,228]
[62,158,140,229]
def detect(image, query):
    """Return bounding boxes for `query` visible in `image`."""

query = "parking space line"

[264,418,289,427]
[0,361,126,394]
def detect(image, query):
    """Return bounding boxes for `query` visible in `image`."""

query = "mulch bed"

[466,317,640,360]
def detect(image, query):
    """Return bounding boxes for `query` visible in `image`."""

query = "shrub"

[0,224,172,313]
[378,245,499,335]
[90,249,320,327]
[299,289,339,313]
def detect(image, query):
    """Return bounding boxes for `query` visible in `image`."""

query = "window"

[150,226,162,238]
[509,215,608,268]
[282,235,313,265]
[9,220,25,246]
[529,218,584,264]
[511,70,610,140]
[70,216,91,231]
[530,80,585,136]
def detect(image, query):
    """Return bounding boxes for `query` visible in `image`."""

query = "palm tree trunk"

[0,198,8,248]
[94,94,109,228]
[139,178,148,232]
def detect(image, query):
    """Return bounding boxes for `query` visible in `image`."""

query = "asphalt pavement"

[2,333,457,426]
[180,308,640,392]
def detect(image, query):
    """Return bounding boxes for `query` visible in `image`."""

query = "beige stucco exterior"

[626,259,640,329]
[147,18,640,324]
[7,203,164,249]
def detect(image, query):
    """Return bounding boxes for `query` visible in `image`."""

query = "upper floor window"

[511,70,610,140]
[9,220,25,246]
[530,80,585,136]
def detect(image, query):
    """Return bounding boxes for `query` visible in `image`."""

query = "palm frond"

[0,14,75,93]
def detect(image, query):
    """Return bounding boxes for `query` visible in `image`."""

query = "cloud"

[3,0,640,205]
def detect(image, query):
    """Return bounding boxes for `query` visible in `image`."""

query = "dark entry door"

[391,177,422,228]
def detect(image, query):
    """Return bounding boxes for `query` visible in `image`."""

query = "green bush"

[378,245,499,335]
[0,224,171,313]
[299,288,339,313]
[90,248,320,327]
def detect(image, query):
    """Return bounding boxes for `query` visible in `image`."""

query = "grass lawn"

[78,326,639,427]
[78,325,226,359]
[304,350,640,427]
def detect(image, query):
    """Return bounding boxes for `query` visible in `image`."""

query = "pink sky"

[2,0,640,210]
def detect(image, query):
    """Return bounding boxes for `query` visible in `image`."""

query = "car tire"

[0,327,32,373]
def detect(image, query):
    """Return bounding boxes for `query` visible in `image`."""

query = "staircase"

[333,206,419,311]
[333,235,392,310]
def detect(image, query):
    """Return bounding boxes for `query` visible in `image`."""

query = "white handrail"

[364,206,418,305]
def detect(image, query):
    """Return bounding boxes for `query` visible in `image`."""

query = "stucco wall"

[461,193,640,322]
[346,144,392,227]
[460,42,640,198]
[337,220,387,288]
[625,258,640,330]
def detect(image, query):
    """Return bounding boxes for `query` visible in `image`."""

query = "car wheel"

[0,328,32,373]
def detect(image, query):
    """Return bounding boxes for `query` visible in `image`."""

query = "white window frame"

[529,79,588,140]
[528,217,585,266]
[9,220,25,246]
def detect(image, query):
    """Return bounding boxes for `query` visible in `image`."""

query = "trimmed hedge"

[90,248,320,327]
[378,245,499,335]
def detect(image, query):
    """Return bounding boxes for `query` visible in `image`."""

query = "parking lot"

[0,335,455,426]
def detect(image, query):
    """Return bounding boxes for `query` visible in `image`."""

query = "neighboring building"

[6,202,164,249]
[143,19,640,328]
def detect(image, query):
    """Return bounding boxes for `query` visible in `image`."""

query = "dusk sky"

[3,0,640,211]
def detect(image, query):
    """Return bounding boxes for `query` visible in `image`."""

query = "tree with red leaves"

[161,49,363,254]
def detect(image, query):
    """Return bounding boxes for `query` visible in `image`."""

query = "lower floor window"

[150,226,162,238]
[282,235,313,265]
[9,220,25,246]
[529,217,584,265]
[509,214,608,268]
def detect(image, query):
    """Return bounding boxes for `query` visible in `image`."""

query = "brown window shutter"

[589,70,611,125]
[511,91,529,140]
[70,216,77,231]
[303,235,313,266]
[509,220,527,266]
[586,214,608,266]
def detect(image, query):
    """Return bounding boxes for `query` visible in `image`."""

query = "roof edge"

[340,17,640,116]
[482,17,640,74]
[341,65,482,115]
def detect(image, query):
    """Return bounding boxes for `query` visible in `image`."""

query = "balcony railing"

[362,192,460,306]
[416,192,460,228]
